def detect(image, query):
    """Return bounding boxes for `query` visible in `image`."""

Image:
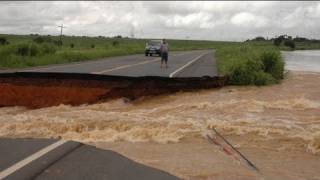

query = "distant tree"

[91,44,95,48]
[277,35,286,41]
[284,40,295,49]
[33,36,52,44]
[40,43,57,54]
[115,35,122,38]
[294,36,305,42]
[252,36,266,41]
[33,37,44,44]
[273,38,282,46]
[70,43,74,48]
[0,37,9,45]
[311,39,320,43]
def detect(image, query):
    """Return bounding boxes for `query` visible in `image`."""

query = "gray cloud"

[0,1,319,41]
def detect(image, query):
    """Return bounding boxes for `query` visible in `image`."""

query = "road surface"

[0,138,180,180]
[1,50,218,77]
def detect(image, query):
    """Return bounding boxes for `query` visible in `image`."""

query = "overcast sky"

[0,1,319,41]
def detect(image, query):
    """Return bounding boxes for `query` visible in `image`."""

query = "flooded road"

[0,51,320,179]
[283,50,320,72]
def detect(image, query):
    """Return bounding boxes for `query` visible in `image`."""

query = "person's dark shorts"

[161,52,168,62]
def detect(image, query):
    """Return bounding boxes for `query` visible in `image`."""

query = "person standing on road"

[160,39,169,68]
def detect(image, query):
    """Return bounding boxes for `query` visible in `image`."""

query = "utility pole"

[58,24,66,42]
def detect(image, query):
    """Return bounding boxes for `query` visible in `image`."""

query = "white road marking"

[92,57,160,74]
[169,52,209,78]
[0,140,67,179]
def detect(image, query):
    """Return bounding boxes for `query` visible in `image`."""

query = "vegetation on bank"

[216,44,284,86]
[217,34,320,85]
[0,34,238,68]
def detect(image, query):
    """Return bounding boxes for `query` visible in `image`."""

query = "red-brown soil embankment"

[0,72,227,108]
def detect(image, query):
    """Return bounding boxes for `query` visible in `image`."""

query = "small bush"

[40,43,56,55]
[33,37,44,44]
[284,40,295,49]
[229,59,263,85]
[27,44,40,56]
[0,44,16,56]
[230,64,255,85]
[70,43,74,48]
[16,43,39,56]
[273,38,282,46]
[91,44,95,48]
[112,41,119,47]
[33,36,52,44]
[260,51,284,79]
[53,40,63,46]
[16,44,30,56]
[254,71,276,86]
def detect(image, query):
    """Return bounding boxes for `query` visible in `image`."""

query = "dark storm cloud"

[0,1,319,41]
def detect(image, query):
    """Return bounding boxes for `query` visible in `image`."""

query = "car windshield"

[148,40,161,46]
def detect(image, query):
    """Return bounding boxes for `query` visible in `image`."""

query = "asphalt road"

[0,138,180,180]
[2,50,217,77]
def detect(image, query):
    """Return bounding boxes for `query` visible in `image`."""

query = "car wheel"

[145,53,148,56]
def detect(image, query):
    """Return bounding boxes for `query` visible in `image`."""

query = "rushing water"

[283,50,320,72]
[0,72,319,154]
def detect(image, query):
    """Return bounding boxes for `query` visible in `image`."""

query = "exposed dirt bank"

[0,72,226,108]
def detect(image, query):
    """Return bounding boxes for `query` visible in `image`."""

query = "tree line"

[246,35,320,50]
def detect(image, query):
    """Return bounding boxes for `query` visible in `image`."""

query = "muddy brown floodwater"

[0,71,320,180]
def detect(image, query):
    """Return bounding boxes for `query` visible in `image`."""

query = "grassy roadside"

[0,34,239,69]
[216,44,285,85]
